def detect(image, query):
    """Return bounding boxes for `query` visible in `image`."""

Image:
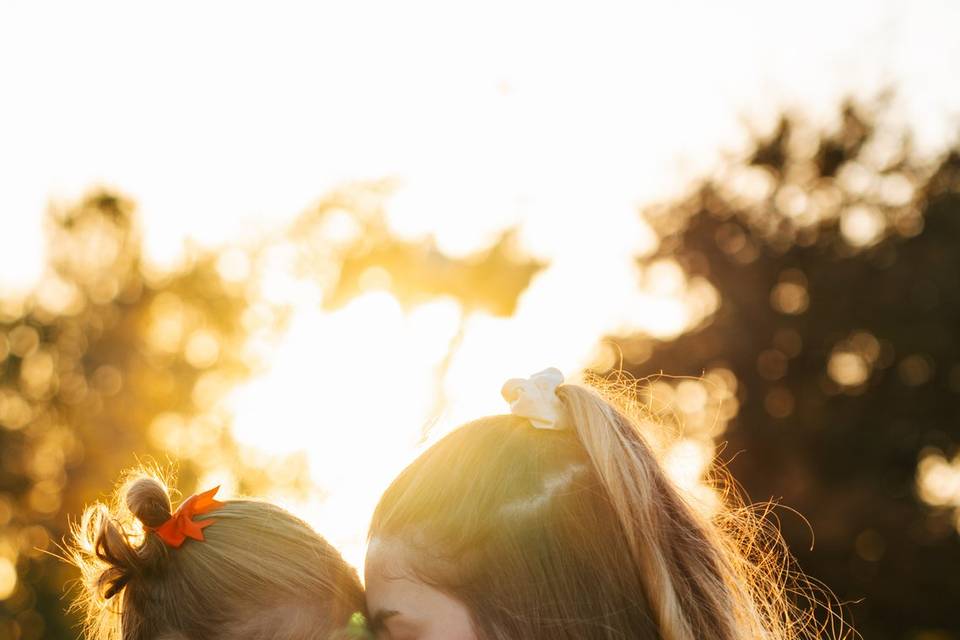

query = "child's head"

[70,471,366,640]
[366,370,843,640]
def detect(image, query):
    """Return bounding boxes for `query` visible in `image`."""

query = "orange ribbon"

[150,486,225,548]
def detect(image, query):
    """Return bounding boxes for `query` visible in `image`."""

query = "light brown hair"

[370,377,852,640]
[70,471,365,640]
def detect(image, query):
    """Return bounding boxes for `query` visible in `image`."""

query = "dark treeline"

[626,103,960,639]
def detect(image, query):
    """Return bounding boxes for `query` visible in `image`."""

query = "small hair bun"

[126,476,173,529]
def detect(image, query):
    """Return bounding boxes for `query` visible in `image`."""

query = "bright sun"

[215,198,718,571]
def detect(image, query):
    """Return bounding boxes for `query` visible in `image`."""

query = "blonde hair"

[370,376,853,640]
[69,471,365,640]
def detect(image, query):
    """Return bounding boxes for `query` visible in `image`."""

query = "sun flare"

[214,199,720,570]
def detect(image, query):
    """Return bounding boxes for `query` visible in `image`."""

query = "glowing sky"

[2,0,958,291]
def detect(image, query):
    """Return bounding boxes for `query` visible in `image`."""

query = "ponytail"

[559,383,745,640]
[71,474,172,639]
[371,373,852,640]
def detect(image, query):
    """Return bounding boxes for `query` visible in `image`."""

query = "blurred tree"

[288,179,545,316]
[623,103,960,639]
[0,191,256,639]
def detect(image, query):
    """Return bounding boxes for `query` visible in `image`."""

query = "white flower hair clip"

[500,367,569,431]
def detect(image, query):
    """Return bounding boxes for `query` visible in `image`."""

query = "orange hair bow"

[150,486,225,548]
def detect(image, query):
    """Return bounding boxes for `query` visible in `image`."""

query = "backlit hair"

[69,471,365,640]
[370,375,853,640]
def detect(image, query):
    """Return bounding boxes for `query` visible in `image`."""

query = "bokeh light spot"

[147,293,186,353]
[0,558,18,600]
[828,352,869,387]
[917,450,960,510]
[770,270,809,315]
[841,204,885,247]
[764,386,795,418]
[185,330,221,369]
[898,354,933,387]
[8,325,39,358]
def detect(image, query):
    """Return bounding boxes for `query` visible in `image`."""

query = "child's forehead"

[364,536,414,578]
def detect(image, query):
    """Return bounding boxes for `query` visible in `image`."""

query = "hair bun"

[126,476,173,529]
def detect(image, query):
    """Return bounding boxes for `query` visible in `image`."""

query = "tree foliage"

[626,103,960,639]
[0,192,256,639]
